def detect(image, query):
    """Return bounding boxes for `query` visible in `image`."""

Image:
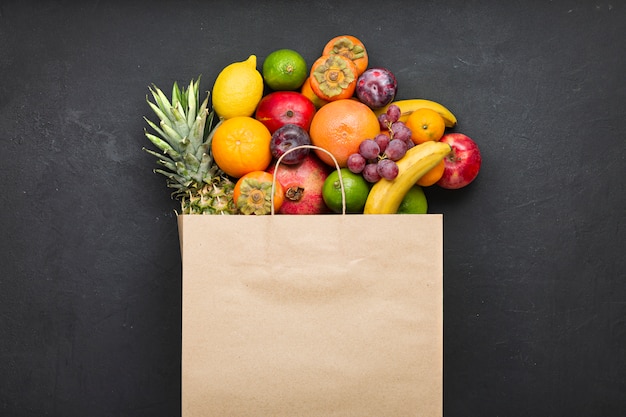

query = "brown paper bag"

[179,213,443,417]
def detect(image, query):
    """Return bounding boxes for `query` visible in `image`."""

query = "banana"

[374,99,457,128]
[363,141,451,214]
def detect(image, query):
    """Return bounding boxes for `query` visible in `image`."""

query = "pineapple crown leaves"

[143,77,227,196]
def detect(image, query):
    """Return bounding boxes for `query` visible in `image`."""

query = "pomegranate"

[255,91,316,134]
[267,153,331,214]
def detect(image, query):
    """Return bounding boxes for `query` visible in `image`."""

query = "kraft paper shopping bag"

[179,213,443,417]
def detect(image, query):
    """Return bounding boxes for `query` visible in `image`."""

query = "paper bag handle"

[271,145,346,215]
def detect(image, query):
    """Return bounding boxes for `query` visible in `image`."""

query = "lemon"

[397,185,428,214]
[262,49,308,91]
[322,168,370,214]
[212,55,264,119]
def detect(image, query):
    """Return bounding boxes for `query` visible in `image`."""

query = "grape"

[374,134,390,153]
[378,113,391,130]
[386,104,401,123]
[358,139,381,160]
[384,139,408,161]
[347,153,366,174]
[362,163,381,183]
[377,159,399,180]
[390,121,412,142]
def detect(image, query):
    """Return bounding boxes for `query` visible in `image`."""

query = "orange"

[300,76,329,109]
[211,116,272,178]
[309,54,358,101]
[405,108,446,144]
[322,35,369,75]
[417,159,445,187]
[309,99,380,167]
[233,170,284,215]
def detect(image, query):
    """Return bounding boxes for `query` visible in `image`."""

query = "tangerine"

[211,116,272,178]
[309,99,380,167]
[322,35,369,75]
[405,108,446,144]
[300,76,329,109]
[416,159,445,187]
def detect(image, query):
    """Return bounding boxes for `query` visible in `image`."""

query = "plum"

[355,67,398,109]
[270,124,311,165]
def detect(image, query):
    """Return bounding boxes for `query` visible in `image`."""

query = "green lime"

[322,168,370,213]
[397,185,428,214]
[262,49,308,91]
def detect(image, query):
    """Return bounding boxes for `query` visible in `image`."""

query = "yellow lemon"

[212,55,264,119]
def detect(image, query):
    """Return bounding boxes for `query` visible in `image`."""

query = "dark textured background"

[1,1,625,416]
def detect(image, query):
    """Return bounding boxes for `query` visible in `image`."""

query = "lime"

[322,168,370,213]
[262,49,308,91]
[397,185,428,214]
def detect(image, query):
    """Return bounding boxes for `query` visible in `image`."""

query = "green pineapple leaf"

[186,78,198,129]
[144,77,236,214]
[171,81,182,109]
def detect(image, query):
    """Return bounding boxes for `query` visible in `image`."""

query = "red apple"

[437,133,482,189]
[255,91,316,134]
[267,153,331,214]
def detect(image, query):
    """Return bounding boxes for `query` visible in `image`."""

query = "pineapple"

[143,78,236,214]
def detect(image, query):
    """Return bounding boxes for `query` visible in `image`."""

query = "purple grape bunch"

[346,104,414,182]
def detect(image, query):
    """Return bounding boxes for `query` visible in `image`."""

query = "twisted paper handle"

[271,145,346,215]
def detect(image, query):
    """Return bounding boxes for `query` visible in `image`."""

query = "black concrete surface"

[1,1,625,416]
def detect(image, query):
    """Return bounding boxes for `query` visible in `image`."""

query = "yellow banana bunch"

[363,141,452,214]
[374,99,457,128]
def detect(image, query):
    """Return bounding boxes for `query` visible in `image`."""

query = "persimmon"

[322,35,369,75]
[309,54,358,102]
[233,170,284,215]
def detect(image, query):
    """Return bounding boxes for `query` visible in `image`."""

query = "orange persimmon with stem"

[309,54,359,102]
[233,170,284,215]
[322,35,369,75]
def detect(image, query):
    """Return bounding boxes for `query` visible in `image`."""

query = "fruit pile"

[143,35,482,215]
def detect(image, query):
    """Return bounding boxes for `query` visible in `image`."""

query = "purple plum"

[355,67,398,109]
[270,124,311,165]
